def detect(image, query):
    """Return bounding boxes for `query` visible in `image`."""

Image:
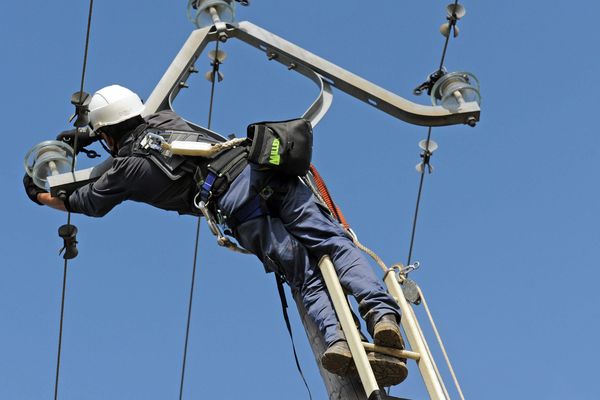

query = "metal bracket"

[143,21,479,127]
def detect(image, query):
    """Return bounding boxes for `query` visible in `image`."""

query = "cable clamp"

[413,68,446,96]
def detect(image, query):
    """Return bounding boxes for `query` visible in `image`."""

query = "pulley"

[430,71,480,112]
[24,141,76,191]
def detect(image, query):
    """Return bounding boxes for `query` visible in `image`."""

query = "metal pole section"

[318,256,380,397]
[384,273,448,400]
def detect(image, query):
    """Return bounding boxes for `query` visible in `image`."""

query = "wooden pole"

[293,291,366,399]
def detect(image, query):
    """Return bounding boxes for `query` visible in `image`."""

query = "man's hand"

[23,174,46,205]
[56,127,97,153]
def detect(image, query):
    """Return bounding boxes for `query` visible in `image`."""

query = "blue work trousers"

[217,165,401,346]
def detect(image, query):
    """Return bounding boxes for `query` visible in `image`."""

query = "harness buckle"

[139,132,166,152]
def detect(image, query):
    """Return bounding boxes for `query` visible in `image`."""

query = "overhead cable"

[406,0,460,266]
[54,1,95,399]
[178,39,222,400]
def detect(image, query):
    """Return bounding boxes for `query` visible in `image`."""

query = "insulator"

[189,0,235,28]
[430,71,481,111]
[24,141,76,190]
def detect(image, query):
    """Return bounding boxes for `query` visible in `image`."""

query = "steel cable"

[178,39,221,400]
[54,1,94,399]
[401,1,466,398]
[405,0,459,266]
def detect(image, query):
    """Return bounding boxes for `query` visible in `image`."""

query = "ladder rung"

[362,342,421,361]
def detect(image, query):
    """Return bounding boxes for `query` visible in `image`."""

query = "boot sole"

[322,342,409,387]
[321,349,353,376]
[367,352,408,387]
[374,322,404,350]
[345,352,409,387]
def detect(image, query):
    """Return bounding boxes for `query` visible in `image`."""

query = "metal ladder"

[318,255,454,400]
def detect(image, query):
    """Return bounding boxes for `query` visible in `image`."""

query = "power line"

[178,39,222,400]
[54,2,94,399]
[405,0,461,267]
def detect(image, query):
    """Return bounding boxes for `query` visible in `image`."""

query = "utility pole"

[294,292,366,399]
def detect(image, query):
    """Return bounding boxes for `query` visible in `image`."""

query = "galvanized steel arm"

[144,22,480,127]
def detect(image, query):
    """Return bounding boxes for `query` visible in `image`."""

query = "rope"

[418,287,466,400]
[54,1,94,399]
[178,39,221,400]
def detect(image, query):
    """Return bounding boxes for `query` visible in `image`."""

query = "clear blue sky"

[2,1,599,399]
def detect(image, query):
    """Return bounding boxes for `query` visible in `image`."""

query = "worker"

[23,84,408,386]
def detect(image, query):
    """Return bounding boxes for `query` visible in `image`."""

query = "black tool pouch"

[246,118,313,176]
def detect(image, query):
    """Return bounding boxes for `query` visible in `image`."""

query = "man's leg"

[233,215,346,346]
[217,166,343,346]
[217,168,407,384]
[270,176,401,335]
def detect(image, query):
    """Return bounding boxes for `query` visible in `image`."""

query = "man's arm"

[23,174,67,212]
[37,193,67,211]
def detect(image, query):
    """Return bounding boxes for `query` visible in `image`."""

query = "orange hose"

[309,164,350,230]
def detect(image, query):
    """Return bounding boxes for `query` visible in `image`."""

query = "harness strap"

[199,172,217,202]
[275,273,313,400]
[198,146,249,203]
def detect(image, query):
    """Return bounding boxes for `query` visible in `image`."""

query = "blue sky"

[2,1,599,399]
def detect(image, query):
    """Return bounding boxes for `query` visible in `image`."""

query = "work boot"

[321,341,354,376]
[373,314,409,386]
[367,352,408,387]
[373,314,405,350]
[322,341,408,387]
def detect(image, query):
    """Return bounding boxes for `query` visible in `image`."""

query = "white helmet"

[88,85,144,131]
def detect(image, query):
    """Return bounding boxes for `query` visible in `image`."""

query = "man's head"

[89,85,145,153]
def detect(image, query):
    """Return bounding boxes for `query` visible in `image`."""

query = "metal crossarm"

[144,22,480,127]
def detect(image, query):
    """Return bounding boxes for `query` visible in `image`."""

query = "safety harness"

[128,120,321,397]
[122,124,252,252]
